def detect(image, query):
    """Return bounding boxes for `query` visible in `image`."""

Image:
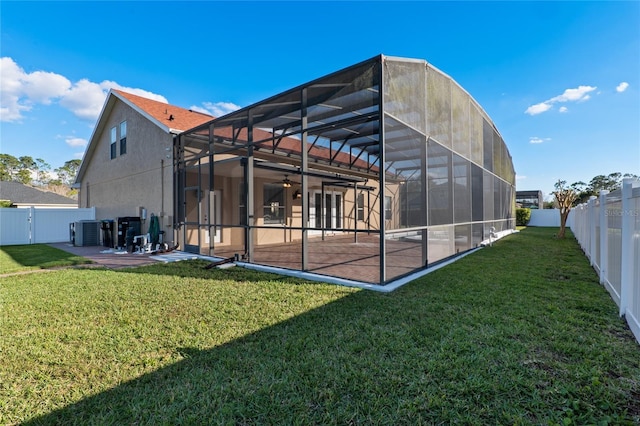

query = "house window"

[110,127,117,159]
[385,196,392,220]
[357,193,365,221]
[263,183,285,224]
[119,121,127,155]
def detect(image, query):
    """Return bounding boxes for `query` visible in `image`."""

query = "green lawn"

[0,244,92,274]
[1,228,639,425]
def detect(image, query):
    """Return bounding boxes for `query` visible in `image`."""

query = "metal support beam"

[378,57,386,285]
[301,88,309,271]
[209,123,215,256]
[245,111,254,262]
[354,183,358,244]
[421,140,428,266]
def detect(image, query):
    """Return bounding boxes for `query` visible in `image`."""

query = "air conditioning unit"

[74,220,101,246]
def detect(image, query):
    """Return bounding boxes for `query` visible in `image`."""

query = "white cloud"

[525,85,597,115]
[525,102,552,115]
[59,80,168,121]
[516,175,527,180]
[188,105,210,115]
[549,86,596,103]
[23,71,71,104]
[59,79,108,121]
[529,136,551,144]
[1,57,34,121]
[0,56,168,122]
[100,80,167,103]
[616,82,629,93]
[191,101,241,118]
[558,106,568,113]
[65,137,88,148]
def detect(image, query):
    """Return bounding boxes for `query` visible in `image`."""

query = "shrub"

[516,208,531,226]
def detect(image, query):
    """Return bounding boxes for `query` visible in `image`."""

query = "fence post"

[578,205,586,250]
[29,206,35,244]
[619,179,633,317]
[588,196,597,266]
[599,190,609,285]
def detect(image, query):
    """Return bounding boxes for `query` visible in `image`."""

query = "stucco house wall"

[75,90,213,245]
[79,100,174,234]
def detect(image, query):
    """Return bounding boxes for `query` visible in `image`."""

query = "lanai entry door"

[204,189,221,244]
[309,190,343,236]
[182,185,221,254]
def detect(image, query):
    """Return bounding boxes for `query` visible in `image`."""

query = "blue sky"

[1,1,638,198]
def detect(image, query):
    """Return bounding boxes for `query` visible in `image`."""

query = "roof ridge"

[112,89,214,132]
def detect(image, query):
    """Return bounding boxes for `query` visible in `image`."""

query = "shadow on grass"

[21,228,640,424]
[0,244,92,272]
[23,290,413,424]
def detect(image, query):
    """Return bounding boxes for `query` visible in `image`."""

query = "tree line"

[0,154,81,198]
[552,172,638,238]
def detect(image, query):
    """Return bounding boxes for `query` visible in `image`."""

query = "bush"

[516,208,531,226]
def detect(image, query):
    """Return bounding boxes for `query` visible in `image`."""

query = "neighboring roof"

[0,181,77,206]
[516,190,543,196]
[76,90,213,183]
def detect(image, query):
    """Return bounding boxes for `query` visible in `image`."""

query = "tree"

[0,154,43,184]
[575,172,640,203]
[54,159,81,186]
[34,158,52,185]
[553,180,581,239]
[0,154,20,181]
[16,169,33,185]
[0,154,80,198]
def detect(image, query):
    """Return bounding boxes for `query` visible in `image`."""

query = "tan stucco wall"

[78,101,175,242]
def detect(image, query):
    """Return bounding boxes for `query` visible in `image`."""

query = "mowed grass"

[0,244,92,274]
[1,228,639,425]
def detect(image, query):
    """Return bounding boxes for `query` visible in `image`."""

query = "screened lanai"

[175,55,516,285]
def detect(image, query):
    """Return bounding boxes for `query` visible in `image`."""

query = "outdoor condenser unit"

[73,220,101,247]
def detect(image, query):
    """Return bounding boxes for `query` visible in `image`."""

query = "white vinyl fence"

[0,207,95,246]
[529,209,573,227]
[571,178,640,344]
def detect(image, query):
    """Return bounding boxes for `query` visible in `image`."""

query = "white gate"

[0,207,96,246]
[0,209,30,245]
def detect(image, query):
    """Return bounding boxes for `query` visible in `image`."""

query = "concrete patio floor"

[50,232,461,285]
[48,242,216,270]
[212,234,427,284]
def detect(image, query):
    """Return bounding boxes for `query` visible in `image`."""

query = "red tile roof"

[115,90,375,172]
[113,90,213,132]
[205,126,376,172]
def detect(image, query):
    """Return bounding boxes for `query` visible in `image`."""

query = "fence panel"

[571,179,640,345]
[0,207,96,246]
[32,208,96,244]
[605,199,622,303]
[0,209,30,245]
[632,194,640,341]
[528,209,574,228]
